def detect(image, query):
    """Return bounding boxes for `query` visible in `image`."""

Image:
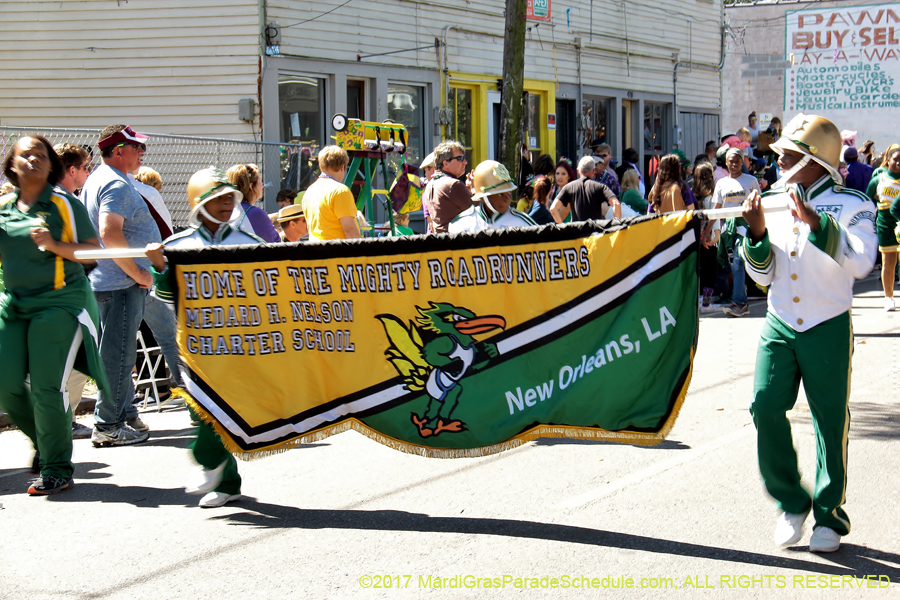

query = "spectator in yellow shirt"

[301,146,361,241]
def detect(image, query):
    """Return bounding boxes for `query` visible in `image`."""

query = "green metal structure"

[342,151,396,237]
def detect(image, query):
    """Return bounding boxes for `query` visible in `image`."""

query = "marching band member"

[0,136,108,495]
[146,167,262,508]
[740,114,877,553]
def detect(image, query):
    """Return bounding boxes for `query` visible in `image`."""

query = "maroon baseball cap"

[97,126,149,150]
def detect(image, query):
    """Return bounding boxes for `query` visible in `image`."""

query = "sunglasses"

[448,155,466,163]
[116,142,146,152]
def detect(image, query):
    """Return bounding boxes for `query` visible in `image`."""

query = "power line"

[281,0,354,30]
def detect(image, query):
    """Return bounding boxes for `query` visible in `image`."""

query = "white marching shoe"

[199,491,241,508]
[184,461,227,495]
[809,526,841,553]
[774,510,809,546]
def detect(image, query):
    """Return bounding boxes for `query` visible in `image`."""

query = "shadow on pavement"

[792,402,900,441]
[73,461,113,479]
[215,502,898,581]
[0,461,111,496]
[533,438,691,450]
[137,428,196,449]
[793,544,900,582]
[47,483,194,508]
[0,467,29,479]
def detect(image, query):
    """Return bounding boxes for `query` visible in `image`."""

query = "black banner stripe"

[165,214,667,266]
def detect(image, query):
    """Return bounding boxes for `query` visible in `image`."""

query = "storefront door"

[486,91,502,160]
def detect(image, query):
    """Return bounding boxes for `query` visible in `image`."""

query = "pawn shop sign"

[527,0,551,22]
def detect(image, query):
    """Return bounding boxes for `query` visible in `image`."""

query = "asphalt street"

[1,274,898,600]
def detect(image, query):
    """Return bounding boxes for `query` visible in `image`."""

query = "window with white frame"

[388,83,425,166]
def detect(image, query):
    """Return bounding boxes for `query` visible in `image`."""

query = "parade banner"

[166,213,700,459]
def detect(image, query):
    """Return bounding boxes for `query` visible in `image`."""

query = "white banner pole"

[74,202,791,260]
[697,201,790,221]
[74,248,150,260]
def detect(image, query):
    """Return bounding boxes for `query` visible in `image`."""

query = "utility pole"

[499,0,527,182]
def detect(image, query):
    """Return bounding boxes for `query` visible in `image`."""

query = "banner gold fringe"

[182,348,693,461]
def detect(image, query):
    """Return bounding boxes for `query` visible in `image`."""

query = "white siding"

[0,0,723,136]
[0,0,261,138]
[269,0,723,110]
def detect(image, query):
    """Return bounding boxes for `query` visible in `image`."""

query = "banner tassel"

[181,346,694,462]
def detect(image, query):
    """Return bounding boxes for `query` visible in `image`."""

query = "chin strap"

[199,204,229,225]
[482,195,497,218]
[774,154,811,188]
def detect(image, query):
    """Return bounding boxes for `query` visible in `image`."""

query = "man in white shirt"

[126,166,184,403]
[130,166,173,238]
[710,147,760,316]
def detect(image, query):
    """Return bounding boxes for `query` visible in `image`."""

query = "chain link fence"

[0,126,313,228]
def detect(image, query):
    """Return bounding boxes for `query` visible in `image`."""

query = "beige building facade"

[2,0,725,178]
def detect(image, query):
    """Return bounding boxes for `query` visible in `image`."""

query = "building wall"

[723,0,899,150]
[266,0,721,102]
[268,0,721,107]
[265,0,725,164]
[0,0,261,138]
[723,1,826,134]
[1,0,724,165]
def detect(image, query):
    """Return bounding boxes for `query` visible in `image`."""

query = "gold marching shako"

[332,114,408,154]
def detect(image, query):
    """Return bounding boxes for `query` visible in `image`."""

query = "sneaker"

[126,416,150,432]
[72,422,92,439]
[699,303,720,314]
[774,510,809,546]
[723,303,749,317]
[809,526,841,553]
[27,475,73,496]
[199,491,241,508]
[185,461,227,495]
[91,425,149,447]
[884,297,895,312]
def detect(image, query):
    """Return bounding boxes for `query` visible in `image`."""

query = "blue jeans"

[732,239,748,306]
[143,294,184,388]
[93,285,146,430]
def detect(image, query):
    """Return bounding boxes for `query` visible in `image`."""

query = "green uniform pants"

[190,408,241,495]
[750,311,852,535]
[0,306,78,479]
